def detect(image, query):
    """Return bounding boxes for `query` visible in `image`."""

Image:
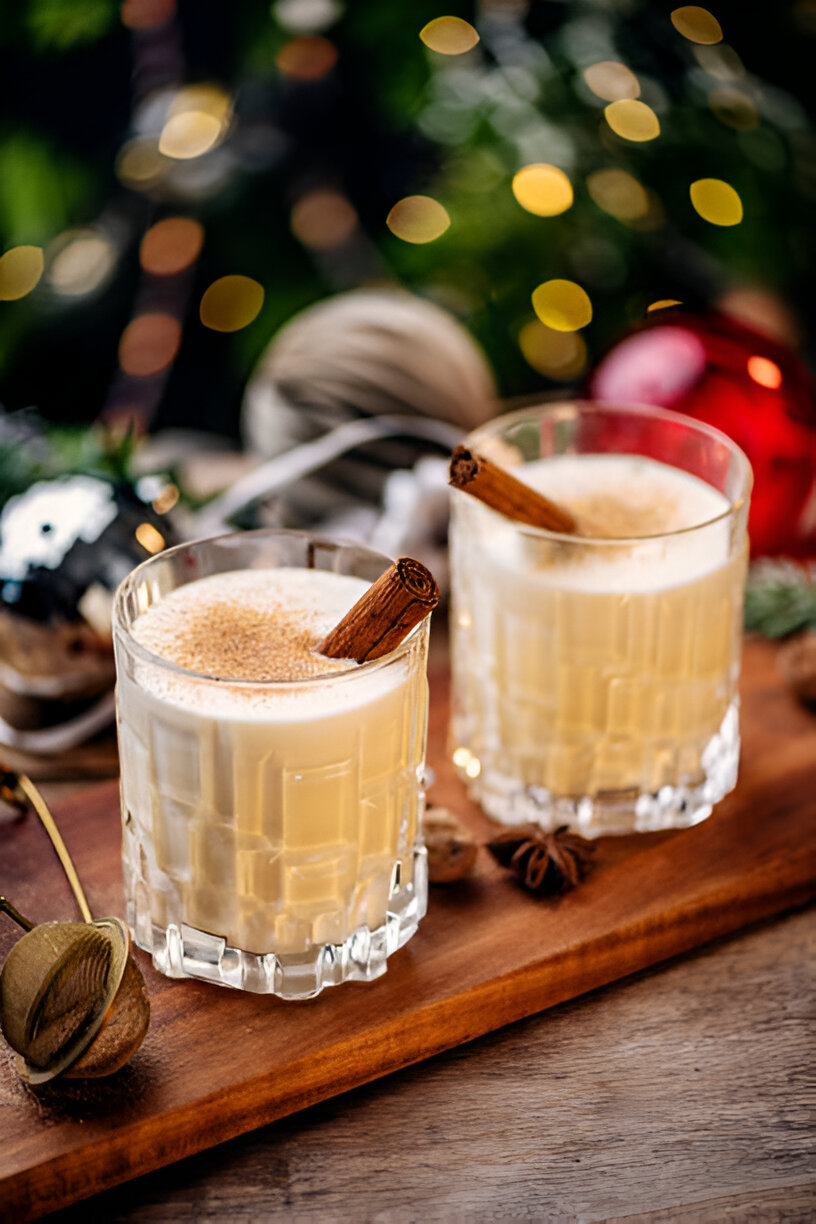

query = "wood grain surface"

[0,637,815,1221]
[42,905,815,1224]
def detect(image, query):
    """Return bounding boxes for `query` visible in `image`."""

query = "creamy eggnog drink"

[114,533,432,998]
[449,402,751,835]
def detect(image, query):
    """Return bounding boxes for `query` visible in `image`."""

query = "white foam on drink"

[475,454,734,593]
[128,567,410,720]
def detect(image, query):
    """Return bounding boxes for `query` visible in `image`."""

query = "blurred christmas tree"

[0,0,813,438]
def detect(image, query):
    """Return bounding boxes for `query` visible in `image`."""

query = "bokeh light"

[116,138,168,191]
[512,164,573,217]
[0,246,44,301]
[140,217,205,275]
[160,114,221,161]
[119,313,182,376]
[671,6,723,45]
[276,35,338,80]
[121,0,176,30]
[531,280,592,332]
[135,522,166,554]
[690,178,743,225]
[291,189,358,249]
[648,299,683,312]
[47,230,117,297]
[586,168,650,222]
[158,84,232,160]
[519,319,587,379]
[708,87,759,130]
[603,99,660,142]
[200,275,265,331]
[582,61,640,102]
[274,0,342,32]
[420,16,479,55]
[386,195,451,244]
[151,482,180,514]
[693,44,743,79]
[747,355,783,389]
[718,286,801,347]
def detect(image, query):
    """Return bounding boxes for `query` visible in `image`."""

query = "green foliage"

[0,134,93,246]
[0,3,812,427]
[0,414,138,508]
[744,561,816,639]
[24,0,119,52]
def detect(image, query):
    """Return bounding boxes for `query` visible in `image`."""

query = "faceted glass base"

[455,703,740,838]
[128,847,428,1000]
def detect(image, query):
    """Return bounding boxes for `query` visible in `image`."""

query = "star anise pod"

[486,824,595,895]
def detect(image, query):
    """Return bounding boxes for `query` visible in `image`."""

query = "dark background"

[0,0,813,438]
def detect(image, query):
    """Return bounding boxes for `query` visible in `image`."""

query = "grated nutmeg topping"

[132,570,367,682]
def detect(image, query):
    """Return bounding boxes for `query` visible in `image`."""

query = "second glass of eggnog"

[449,401,751,836]
[114,530,432,999]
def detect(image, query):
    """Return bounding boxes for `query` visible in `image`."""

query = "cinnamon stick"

[449,445,578,534]
[319,557,439,663]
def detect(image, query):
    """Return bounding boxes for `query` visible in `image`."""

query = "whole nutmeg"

[423,807,478,883]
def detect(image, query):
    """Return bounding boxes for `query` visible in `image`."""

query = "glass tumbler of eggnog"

[114,530,432,998]
[449,401,751,836]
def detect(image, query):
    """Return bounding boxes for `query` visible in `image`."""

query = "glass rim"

[113,527,429,688]
[461,399,753,546]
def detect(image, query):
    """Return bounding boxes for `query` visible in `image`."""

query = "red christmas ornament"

[588,311,816,558]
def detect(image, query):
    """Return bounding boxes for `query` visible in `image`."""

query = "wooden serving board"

[1,638,815,1221]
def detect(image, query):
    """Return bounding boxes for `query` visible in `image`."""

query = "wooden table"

[3,627,813,1223]
[37,903,813,1222]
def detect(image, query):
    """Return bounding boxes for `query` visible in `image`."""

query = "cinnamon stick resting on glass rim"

[449,444,578,534]
[319,557,439,663]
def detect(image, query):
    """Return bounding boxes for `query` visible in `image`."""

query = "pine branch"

[744,560,816,640]
[0,412,138,510]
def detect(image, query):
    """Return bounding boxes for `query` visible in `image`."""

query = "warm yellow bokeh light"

[48,231,116,296]
[159,84,232,160]
[140,217,205,276]
[512,164,573,217]
[291,189,358,249]
[531,280,592,332]
[159,112,222,160]
[135,522,167,554]
[119,314,182,376]
[420,16,479,55]
[0,246,44,301]
[276,35,338,79]
[604,99,660,142]
[648,299,684,312]
[690,178,743,225]
[175,83,232,125]
[116,138,167,189]
[152,482,180,514]
[200,275,265,332]
[708,87,759,130]
[671,6,723,44]
[386,195,451,244]
[519,319,587,380]
[747,355,783,389]
[586,168,650,222]
[582,61,640,102]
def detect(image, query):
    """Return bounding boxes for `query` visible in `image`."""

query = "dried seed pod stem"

[0,897,34,932]
[12,770,93,923]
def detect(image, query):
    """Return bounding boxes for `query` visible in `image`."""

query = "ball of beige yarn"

[242,288,497,461]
